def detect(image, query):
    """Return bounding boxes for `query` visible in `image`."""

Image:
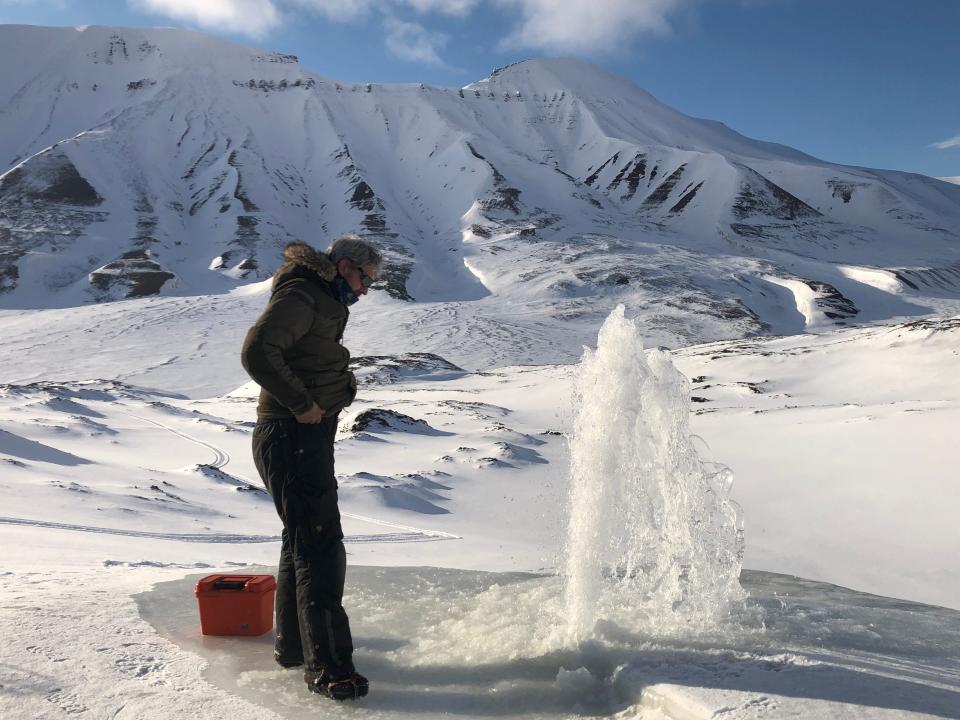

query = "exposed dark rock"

[669,181,704,214]
[621,154,648,200]
[189,171,228,215]
[826,179,866,204]
[606,158,635,191]
[1,158,103,207]
[480,187,522,215]
[0,260,18,294]
[370,256,413,301]
[132,215,158,248]
[349,408,439,435]
[804,280,858,320]
[734,169,820,221]
[89,250,175,298]
[729,223,775,238]
[900,316,960,333]
[227,150,259,212]
[350,181,376,211]
[0,151,109,294]
[643,164,686,206]
[234,214,260,250]
[252,52,299,63]
[893,264,960,294]
[487,61,524,79]
[126,79,156,91]
[232,77,315,91]
[584,153,619,186]
[182,141,218,181]
[361,213,387,232]
[107,34,128,63]
[351,353,465,385]
[465,142,485,161]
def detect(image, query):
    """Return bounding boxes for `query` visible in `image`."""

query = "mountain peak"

[467,57,647,99]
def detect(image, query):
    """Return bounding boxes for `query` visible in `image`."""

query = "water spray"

[564,306,745,641]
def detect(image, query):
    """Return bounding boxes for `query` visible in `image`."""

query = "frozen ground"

[1,303,958,718]
[2,562,958,720]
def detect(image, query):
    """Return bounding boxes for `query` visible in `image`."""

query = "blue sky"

[2,0,958,179]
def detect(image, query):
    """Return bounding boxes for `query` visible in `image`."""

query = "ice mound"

[564,305,745,640]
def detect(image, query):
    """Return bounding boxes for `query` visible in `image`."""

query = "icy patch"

[838,264,904,294]
[137,566,960,720]
[564,305,745,641]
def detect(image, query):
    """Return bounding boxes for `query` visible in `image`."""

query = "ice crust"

[564,305,745,640]
[134,566,960,720]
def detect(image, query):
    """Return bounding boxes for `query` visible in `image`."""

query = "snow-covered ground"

[1,292,958,718]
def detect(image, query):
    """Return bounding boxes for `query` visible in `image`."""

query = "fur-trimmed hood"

[272,241,336,290]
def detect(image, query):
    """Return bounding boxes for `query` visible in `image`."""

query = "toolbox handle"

[213,578,250,591]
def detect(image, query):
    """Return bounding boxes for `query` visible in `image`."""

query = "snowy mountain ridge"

[1,24,959,359]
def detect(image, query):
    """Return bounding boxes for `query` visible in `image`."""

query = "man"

[240,234,383,701]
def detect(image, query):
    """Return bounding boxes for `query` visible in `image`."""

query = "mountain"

[1,24,959,357]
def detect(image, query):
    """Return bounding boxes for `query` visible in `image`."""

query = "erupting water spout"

[564,305,745,641]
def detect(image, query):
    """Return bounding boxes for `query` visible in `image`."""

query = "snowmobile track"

[0,517,457,544]
[121,408,230,469]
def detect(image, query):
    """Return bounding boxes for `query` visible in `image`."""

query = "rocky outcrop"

[89,249,176,299]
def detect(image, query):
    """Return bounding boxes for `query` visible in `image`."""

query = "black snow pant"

[251,414,355,677]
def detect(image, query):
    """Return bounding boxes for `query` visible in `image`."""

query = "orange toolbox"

[195,574,276,636]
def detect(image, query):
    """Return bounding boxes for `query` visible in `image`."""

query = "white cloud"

[404,0,479,16]
[930,135,960,151]
[130,0,282,37]
[288,0,476,22]
[128,0,700,65]
[384,15,449,65]
[288,0,376,22]
[495,0,690,54]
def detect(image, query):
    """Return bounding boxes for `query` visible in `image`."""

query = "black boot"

[305,669,369,701]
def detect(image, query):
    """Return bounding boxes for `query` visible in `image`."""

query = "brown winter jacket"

[240,242,357,420]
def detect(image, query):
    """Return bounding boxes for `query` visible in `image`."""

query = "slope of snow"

[3,313,956,607]
[1,312,959,718]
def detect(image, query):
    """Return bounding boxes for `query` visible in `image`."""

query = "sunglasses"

[357,266,375,288]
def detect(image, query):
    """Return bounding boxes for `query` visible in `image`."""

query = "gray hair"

[327,234,384,277]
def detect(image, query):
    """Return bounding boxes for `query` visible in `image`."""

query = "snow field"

[1,296,959,717]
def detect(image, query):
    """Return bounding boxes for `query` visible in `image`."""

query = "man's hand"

[295,404,325,424]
